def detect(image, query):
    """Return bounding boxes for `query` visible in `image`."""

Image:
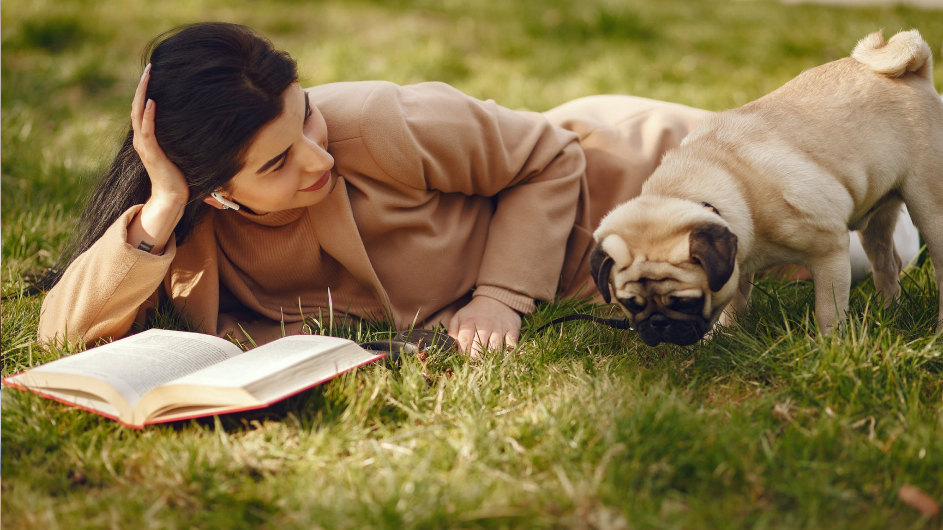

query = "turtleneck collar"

[234,206,306,227]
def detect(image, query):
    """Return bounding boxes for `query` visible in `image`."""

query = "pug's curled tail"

[852,29,932,81]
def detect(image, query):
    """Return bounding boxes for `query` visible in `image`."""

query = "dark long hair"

[43,22,298,289]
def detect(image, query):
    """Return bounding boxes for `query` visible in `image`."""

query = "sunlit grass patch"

[3,0,943,528]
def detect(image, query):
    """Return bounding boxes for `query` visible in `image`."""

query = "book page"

[39,387,121,419]
[27,329,242,409]
[169,335,362,389]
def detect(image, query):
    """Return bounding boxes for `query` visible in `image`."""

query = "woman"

[32,22,714,354]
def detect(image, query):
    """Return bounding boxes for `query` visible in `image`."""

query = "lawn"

[2,0,943,528]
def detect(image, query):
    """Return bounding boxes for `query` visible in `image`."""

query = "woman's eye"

[303,95,313,124]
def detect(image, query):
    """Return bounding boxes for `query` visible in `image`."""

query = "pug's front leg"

[718,272,755,328]
[809,248,852,334]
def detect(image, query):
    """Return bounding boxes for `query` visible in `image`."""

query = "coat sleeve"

[37,205,176,346]
[360,82,586,311]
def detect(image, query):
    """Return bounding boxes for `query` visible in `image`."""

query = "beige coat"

[38,82,708,346]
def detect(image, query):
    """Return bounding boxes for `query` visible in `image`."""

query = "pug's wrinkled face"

[612,277,714,347]
[591,211,738,347]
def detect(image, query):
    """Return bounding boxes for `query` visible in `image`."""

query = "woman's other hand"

[448,296,521,357]
[126,63,188,254]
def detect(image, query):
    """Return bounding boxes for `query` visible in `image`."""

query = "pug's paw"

[718,308,740,329]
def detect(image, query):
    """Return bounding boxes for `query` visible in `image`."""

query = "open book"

[2,329,384,428]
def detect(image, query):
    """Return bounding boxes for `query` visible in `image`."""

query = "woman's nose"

[300,138,333,172]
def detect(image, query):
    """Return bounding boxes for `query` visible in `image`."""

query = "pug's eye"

[666,296,704,314]
[619,297,646,313]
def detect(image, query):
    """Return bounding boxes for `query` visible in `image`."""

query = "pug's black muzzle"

[635,313,711,347]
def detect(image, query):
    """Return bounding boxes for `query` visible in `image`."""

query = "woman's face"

[211,82,335,214]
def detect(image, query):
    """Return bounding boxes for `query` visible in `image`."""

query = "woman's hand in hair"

[132,63,189,204]
[448,296,521,358]
[126,63,188,254]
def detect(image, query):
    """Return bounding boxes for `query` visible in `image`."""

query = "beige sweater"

[38,82,708,346]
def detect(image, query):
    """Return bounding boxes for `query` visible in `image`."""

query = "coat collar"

[310,175,392,312]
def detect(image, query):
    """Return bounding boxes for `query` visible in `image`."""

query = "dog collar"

[701,202,720,216]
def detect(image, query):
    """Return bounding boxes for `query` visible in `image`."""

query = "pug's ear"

[689,224,738,292]
[590,243,615,304]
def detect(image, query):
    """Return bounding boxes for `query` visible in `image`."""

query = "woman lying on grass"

[37,22,918,354]
[37,21,708,354]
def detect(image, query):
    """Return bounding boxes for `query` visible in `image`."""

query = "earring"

[211,191,240,211]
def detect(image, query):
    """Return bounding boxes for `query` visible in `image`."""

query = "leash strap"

[532,314,633,334]
[361,315,633,360]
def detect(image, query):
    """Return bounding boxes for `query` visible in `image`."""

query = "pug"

[591,29,943,347]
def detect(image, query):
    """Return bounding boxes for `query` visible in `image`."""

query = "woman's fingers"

[487,330,503,352]
[132,64,166,161]
[455,325,479,357]
[131,63,151,136]
[448,312,476,354]
[139,98,158,152]
[447,296,522,356]
[454,320,517,356]
[127,64,190,202]
[134,67,161,157]
[504,328,519,349]
[451,319,484,356]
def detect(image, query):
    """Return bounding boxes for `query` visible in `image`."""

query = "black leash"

[532,314,633,334]
[361,315,633,361]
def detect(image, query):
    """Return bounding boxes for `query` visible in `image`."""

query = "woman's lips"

[299,170,331,192]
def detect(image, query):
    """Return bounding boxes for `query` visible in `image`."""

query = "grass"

[3,0,943,528]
